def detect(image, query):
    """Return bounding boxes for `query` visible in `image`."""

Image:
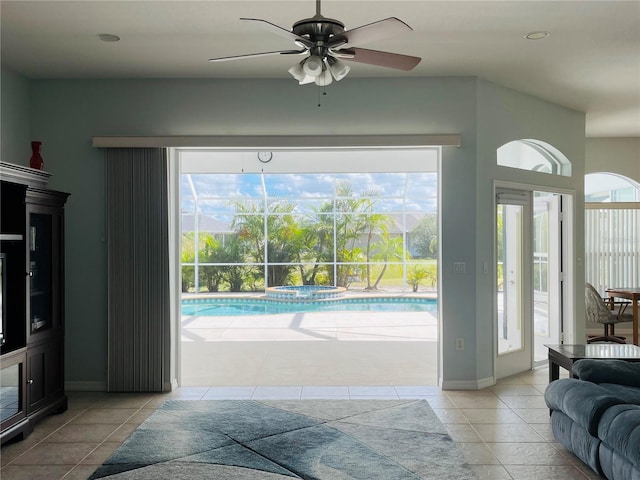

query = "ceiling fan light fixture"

[303,55,323,77]
[288,62,306,82]
[315,68,333,87]
[299,75,316,85]
[327,57,350,81]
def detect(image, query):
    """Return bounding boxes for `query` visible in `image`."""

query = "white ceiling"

[2,1,639,137]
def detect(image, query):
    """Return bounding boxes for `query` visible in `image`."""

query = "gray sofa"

[545,359,640,480]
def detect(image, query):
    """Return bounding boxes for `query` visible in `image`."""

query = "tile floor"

[0,366,604,480]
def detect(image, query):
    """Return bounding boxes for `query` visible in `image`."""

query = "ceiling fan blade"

[209,50,306,62]
[343,48,421,71]
[328,17,412,49]
[240,18,313,48]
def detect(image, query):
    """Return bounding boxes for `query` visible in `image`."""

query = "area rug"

[89,399,477,479]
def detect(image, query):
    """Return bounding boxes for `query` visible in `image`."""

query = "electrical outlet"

[456,338,464,350]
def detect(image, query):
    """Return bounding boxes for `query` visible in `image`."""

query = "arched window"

[584,172,640,293]
[585,172,640,202]
[497,139,571,177]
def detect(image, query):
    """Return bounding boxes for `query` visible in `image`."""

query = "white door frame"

[493,180,575,380]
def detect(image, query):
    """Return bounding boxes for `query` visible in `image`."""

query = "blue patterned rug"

[89,399,476,479]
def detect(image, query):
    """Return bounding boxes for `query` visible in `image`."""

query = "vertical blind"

[585,203,640,294]
[106,148,170,392]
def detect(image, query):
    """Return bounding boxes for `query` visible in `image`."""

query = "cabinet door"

[26,205,63,343]
[0,351,27,432]
[26,340,63,414]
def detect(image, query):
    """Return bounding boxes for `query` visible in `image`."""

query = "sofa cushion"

[598,404,640,471]
[545,379,623,436]
[599,445,640,480]
[551,410,602,475]
[572,359,640,387]
[600,383,640,405]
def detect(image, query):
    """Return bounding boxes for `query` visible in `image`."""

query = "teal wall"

[1,67,31,163]
[1,72,586,388]
[475,79,585,380]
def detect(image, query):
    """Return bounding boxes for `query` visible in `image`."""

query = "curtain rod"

[92,134,461,148]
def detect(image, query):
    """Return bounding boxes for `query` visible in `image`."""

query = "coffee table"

[546,344,640,382]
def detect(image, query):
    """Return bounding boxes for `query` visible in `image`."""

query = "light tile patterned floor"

[1,367,604,480]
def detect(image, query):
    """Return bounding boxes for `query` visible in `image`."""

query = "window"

[179,148,439,293]
[585,173,640,292]
[497,140,571,177]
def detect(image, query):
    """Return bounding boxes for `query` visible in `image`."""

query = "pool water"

[182,297,437,316]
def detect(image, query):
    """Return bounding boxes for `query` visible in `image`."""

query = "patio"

[181,307,438,387]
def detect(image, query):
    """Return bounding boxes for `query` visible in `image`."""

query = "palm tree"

[363,210,390,289]
[371,233,405,290]
[230,199,301,286]
[198,233,224,292]
[297,206,334,285]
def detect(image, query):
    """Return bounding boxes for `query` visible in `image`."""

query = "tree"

[296,207,333,285]
[371,233,405,289]
[363,212,391,289]
[407,264,437,292]
[218,236,255,292]
[411,214,438,259]
[230,200,301,286]
[198,233,224,292]
[181,232,196,292]
[407,265,428,292]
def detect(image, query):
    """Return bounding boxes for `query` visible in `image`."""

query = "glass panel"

[407,261,438,292]
[264,174,334,198]
[497,204,524,355]
[585,173,640,202]
[334,173,407,197]
[406,173,438,199]
[533,192,561,365]
[29,213,52,334]
[190,173,261,198]
[408,214,438,259]
[585,206,640,293]
[180,164,439,294]
[196,200,234,215]
[0,363,21,422]
[497,140,571,177]
[533,194,550,338]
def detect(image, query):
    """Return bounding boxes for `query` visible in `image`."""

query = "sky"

[182,172,438,216]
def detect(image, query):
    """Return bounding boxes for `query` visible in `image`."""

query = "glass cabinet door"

[27,212,55,336]
[0,353,26,431]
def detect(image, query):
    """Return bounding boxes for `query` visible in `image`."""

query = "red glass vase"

[30,141,44,170]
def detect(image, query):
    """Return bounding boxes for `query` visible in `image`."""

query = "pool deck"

[181,289,438,386]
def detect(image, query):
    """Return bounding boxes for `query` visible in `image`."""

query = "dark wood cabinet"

[1,162,69,445]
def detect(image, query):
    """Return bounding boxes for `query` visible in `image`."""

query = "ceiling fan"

[208,0,421,86]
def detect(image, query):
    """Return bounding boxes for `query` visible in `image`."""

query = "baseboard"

[65,381,107,392]
[440,376,495,390]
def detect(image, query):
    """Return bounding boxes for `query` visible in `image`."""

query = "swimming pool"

[182,297,437,316]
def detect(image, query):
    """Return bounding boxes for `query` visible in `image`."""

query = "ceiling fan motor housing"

[293,15,345,58]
